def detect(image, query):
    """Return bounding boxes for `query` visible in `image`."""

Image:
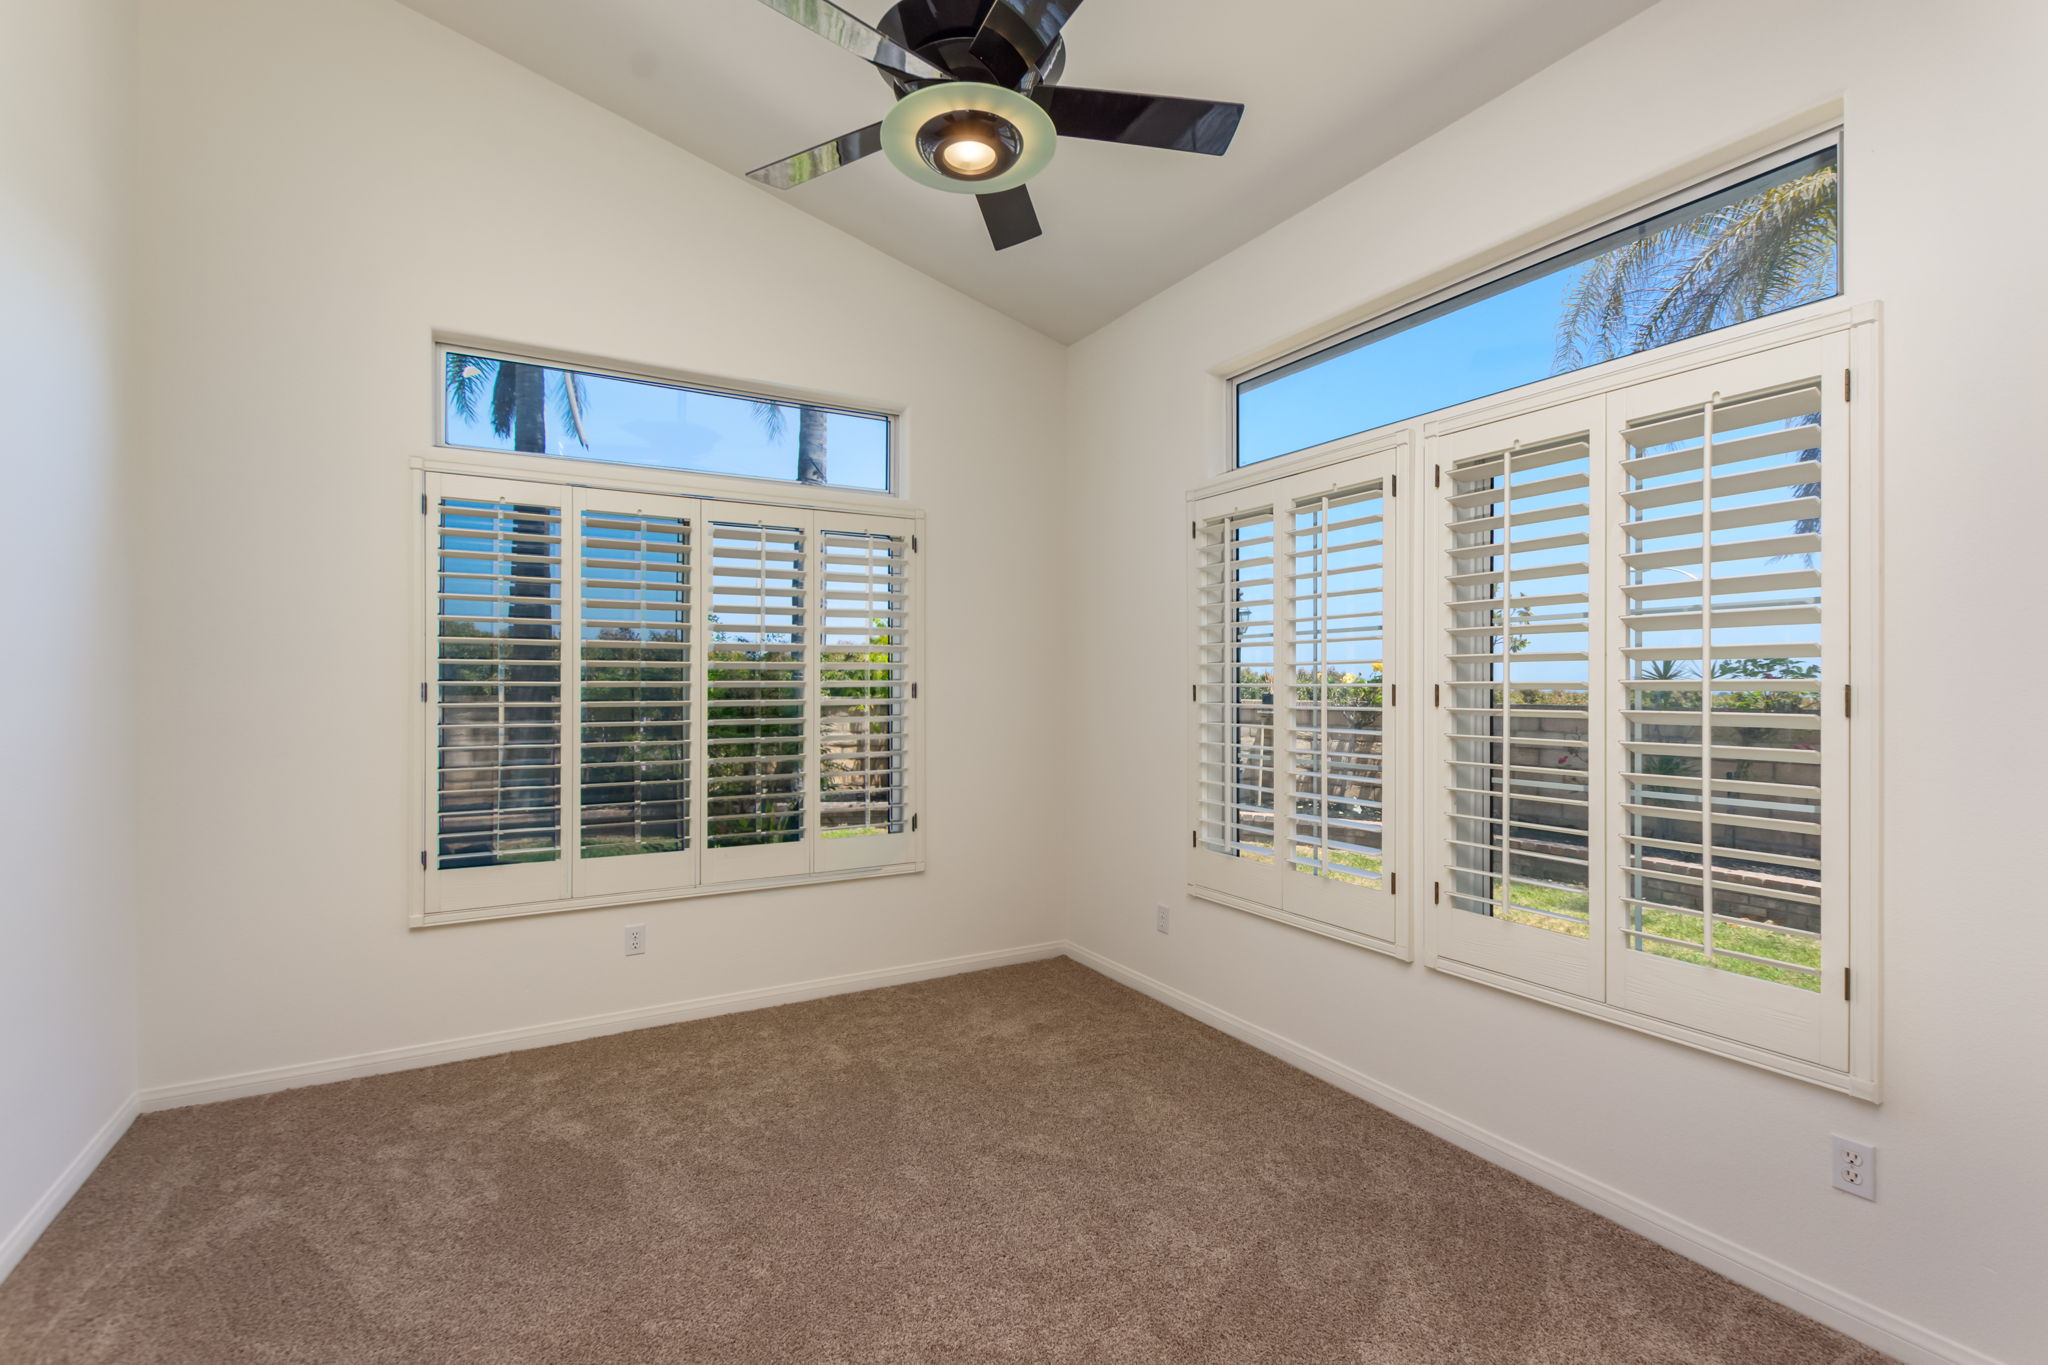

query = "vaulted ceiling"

[396,0,1654,341]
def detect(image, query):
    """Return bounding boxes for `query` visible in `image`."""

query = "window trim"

[1187,299,1881,1099]
[408,458,926,929]
[434,339,905,497]
[1226,126,1845,470]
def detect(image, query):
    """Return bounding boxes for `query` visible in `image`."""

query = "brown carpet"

[0,957,1889,1364]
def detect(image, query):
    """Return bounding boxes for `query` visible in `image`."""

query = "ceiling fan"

[745,0,1245,250]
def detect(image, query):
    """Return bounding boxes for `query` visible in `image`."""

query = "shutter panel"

[1190,501,1283,906]
[426,475,571,913]
[570,490,701,897]
[703,510,812,882]
[1434,398,1608,997]
[1605,337,1847,1066]
[814,517,917,873]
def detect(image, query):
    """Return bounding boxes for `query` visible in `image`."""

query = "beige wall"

[1060,2,2048,1362]
[0,0,139,1276]
[128,0,1068,1093]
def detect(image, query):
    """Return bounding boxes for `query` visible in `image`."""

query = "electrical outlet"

[1830,1135,1875,1200]
[1155,904,1170,934]
[624,923,647,957]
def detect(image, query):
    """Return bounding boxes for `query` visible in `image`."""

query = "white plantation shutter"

[1192,502,1281,905]
[1437,400,1607,998]
[1191,443,1403,947]
[421,479,921,922]
[572,491,700,898]
[427,475,571,914]
[1428,332,1857,1074]
[703,511,813,882]
[815,517,915,873]
[1605,339,1848,1066]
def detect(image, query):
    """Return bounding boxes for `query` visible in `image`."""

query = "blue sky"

[445,359,892,492]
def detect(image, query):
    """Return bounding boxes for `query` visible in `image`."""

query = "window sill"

[413,862,925,929]
[1187,883,1412,962]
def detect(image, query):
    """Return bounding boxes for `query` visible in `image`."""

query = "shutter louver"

[1288,482,1388,888]
[1195,509,1279,867]
[1618,381,1826,990]
[1443,434,1597,942]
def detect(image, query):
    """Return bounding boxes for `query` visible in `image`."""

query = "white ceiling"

[397,0,1654,342]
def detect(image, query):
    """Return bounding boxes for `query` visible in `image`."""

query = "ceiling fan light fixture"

[881,81,1054,195]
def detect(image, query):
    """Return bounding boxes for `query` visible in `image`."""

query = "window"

[442,348,894,492]
[1191,441,1403,950]
[1235,139,1840,467]
[421,471,920,923]
[1427,327,1865,1087]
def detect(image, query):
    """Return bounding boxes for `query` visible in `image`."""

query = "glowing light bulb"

[939,137,998,175]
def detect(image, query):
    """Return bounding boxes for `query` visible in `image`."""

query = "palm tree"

[1553,159,1838,372]
[749,400,828,485]
[445,353,590,455]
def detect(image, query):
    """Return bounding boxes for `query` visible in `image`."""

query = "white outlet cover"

[624,923,647,956]
[1830,1135,1875,1200]
[1155,905,1170,934]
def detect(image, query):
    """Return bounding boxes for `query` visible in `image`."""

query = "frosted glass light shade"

[881,82,1056,195]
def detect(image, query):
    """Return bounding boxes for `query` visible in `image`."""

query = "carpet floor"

[0,957,1891,1364]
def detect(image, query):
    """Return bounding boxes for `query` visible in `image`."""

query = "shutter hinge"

[1433,881,1441,905]
[1192,682,1198,702]
[1843,684,1852,719]
[419,850,429,870]
[1389,872,1398,895]
[1433,683,1441,707]
[420,493,428,515]
[1844,966,1852,1001]
[912,813,919,832]
[912,534,919,552]
[1390,474,1398,497]
[1191,519,1198,540]
[1390,684,1396,707]
[911,681,919,699]
[1191,829,1199,849]
[1433,464,1441,488]
[420,681,428,702]
[1843,369,1852,402]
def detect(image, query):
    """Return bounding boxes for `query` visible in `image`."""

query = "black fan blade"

[1036,86,1243,155]
[977,186,1042,250]
[969,0,1083,86]
[747,123,886,189]
[752,0,945,82]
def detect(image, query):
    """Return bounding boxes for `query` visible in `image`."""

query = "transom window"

[442,347,894,492]
[1234,139,1840,467]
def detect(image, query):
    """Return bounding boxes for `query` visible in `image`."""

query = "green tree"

[750,400,829,485]
[1554,160,1838,372]
[445,354,591,454]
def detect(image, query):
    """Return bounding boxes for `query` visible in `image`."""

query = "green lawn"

[1493,877,1819,991]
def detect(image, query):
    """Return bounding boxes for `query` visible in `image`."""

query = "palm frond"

[751,400,788,442]
[445,353,496,424]
[551,370,591,448]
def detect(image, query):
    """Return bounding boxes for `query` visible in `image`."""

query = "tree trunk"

[797,405,827,485]
[511,362,547,454]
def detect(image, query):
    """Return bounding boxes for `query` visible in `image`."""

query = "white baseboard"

[0,1094,138,1284]
[1064,942,2003,1365]
[140,941,1067,1112]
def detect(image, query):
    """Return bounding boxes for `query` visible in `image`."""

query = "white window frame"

[409,454,925,928]
[1225,127,1844,472]
[434,338,908,499]
[1186,298,1881,1098]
